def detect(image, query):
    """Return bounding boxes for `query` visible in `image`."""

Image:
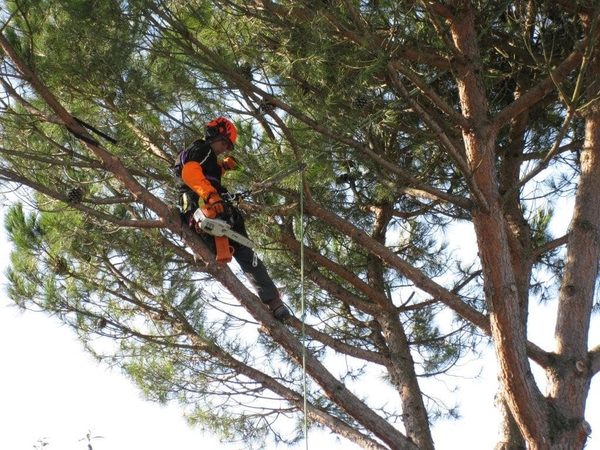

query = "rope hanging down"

[299,162,308,450]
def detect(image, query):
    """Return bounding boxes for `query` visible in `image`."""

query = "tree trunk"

[368,205,434,450]
[495,85,533,447]
[448,2,549,446]
[495,395,527,450]
[547,22,600,447]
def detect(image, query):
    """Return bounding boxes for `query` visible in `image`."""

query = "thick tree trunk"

[547,37,600,448]
[469,137,549,447]
[546,112,598,448]
[495,87,532,448]
[448,2,549,447]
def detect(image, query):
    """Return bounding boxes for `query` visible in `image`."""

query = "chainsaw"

[193,208,255,249]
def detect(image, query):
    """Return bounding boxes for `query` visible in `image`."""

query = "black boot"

[265,297,292,322]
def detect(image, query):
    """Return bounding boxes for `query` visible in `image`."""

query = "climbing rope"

[299,161,308,450]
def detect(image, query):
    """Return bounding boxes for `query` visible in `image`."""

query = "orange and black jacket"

[177,139,228,213]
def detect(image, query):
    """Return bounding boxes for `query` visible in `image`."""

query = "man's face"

[210,137,234,155]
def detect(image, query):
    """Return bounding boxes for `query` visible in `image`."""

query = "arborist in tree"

[176,117,292,321]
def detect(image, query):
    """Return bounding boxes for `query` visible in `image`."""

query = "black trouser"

[187,207,279,303]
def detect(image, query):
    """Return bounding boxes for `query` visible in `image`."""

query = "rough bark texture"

[448,2,549,447]
[547,22,600,446]
[495,395,527,450]
[495,85,532,448]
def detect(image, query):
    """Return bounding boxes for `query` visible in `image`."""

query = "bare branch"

[386,63,490,211]
[304,197,490,333]
[513,108,576,192]
[388,61,470,129]
[531,235,569,261]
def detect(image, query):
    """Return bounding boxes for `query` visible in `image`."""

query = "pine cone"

[240,63,254,81]
[257,101,275,115]
[353,95,369,110]
[52,257,69,275]
[67,187,83,203]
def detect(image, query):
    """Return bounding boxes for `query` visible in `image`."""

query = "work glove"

[221,156,238,171]
[205,193,225,215]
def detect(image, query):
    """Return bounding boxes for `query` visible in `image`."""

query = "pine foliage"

[1,1,600,449]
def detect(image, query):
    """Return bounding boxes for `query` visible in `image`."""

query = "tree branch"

[590,345,600,375]
[531,234,569,261]
[304,197,490,332]
[386,63,490,211]
[287,317,388,366]
[491,43,586,132]
[0,29,417,449]
[0,167,163,228]
[388,60,470,130]
[279,230,380,315]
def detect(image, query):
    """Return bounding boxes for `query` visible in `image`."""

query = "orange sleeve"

[181,161,218,200]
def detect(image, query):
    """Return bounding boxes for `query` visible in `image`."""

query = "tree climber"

[176,116,292,321]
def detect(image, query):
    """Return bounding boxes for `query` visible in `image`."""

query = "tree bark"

[368,205,434,450]
[495,83,532,447]
[495,395,527,450]
[548,17,600,447]
[448,2,549,446]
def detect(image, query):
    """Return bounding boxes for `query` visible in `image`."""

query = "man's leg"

[233,244,291,321]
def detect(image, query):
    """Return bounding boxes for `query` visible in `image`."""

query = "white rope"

[299,163,308,450]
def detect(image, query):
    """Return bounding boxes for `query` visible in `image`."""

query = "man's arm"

[181,161,224,216]
[181,161,217,200]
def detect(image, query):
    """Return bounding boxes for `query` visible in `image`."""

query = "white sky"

[0,204,598,450]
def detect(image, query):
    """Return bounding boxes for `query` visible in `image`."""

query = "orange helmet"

[205,117,238,145]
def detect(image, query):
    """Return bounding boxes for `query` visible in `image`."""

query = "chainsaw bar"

[193,209,255,248]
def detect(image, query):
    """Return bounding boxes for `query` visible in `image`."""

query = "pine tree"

[1,1,599,448]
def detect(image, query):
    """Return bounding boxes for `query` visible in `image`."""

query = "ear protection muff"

[205,124,221,141]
